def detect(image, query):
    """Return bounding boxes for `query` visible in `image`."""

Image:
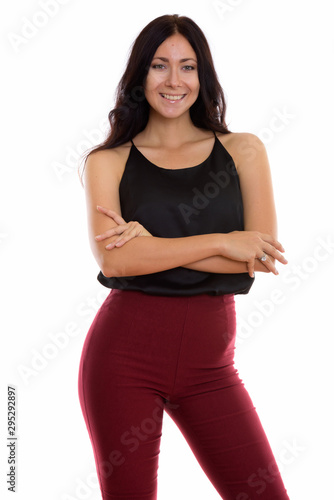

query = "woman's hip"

[78,289,237,378]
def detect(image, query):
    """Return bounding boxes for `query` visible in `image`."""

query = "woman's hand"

[95,205,153,250]
[220,231,288,277]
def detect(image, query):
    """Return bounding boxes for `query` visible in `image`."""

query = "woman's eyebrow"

[152,57,197,63]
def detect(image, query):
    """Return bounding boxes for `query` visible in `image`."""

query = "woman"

[78,14,290,500]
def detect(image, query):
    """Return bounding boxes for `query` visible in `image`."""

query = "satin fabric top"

[97,131,254,296]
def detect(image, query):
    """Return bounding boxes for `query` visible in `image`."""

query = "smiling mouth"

[160,93,186,102]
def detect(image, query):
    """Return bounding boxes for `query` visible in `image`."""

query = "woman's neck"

[139,109,201,148]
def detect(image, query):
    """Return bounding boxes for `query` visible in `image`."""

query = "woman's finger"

[247,261,255,278]
[95,224,129,241]
[261,244,288,265]
[260,233,285,253]
[100,218,151,249]
[258,254,279,275]
[256,246,286,275]
[113,224,143,246]
[96,205,126,225]
[105,224,142,249]
[106,233,134,249]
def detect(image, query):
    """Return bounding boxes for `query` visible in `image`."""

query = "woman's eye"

[151,64,196,71]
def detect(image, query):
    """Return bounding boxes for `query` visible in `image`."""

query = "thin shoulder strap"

[213,130,217,138]
[130,138,135,146]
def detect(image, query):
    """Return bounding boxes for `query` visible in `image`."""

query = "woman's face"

[144,33,200,119]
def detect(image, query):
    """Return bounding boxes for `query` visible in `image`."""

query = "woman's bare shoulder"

[87,141,132,162]
[85,141,133,181]
[216,131,264,148]
[215,132,265,169]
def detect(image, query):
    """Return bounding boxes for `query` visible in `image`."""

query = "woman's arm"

[95,207,275,275]
[181,132,283,274]
[182,255,272,274]
[84,149,225,277]
[86,143,286,278]
[94,209,271,274]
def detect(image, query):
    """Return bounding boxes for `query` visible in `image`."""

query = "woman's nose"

[165,67,181,87]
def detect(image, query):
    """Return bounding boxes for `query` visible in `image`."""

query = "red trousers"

[78,289,290,500]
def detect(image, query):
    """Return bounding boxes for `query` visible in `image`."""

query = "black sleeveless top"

[97,131,254,296]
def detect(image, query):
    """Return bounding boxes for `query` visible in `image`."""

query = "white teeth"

[161,93,185,101]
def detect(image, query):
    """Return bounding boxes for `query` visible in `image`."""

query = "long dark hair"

[78,14,232,186]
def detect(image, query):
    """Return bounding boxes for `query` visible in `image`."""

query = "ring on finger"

[259,252,267,262]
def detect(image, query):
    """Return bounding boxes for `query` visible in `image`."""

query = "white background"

[1,1,333,499]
